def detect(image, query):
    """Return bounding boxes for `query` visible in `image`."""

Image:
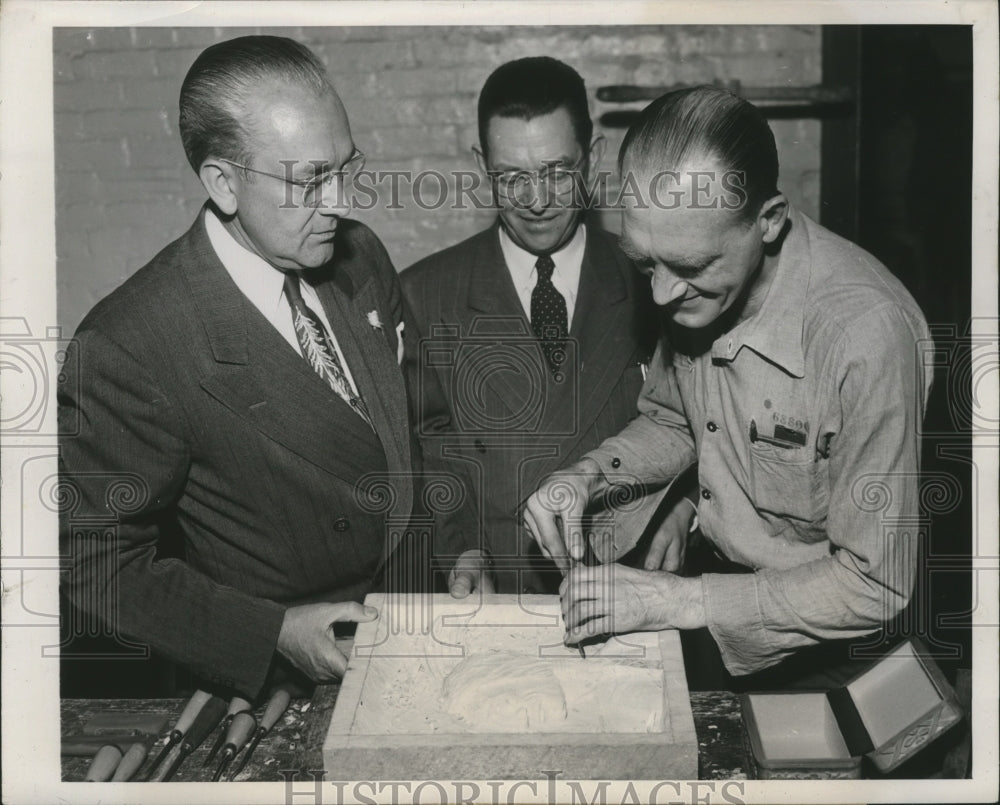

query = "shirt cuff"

[701,572,776,676]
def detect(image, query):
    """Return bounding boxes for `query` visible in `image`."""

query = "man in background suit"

[59,36,488,700]
[403,57,659,594]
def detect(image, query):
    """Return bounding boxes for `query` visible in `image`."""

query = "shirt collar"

[711,207,810,378]
[204,206,287,317]
[498,222,587,285]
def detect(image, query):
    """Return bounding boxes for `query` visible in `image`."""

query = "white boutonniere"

[396,321,405,365]
[366,310,383,331]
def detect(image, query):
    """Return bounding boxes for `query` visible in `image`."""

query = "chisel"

[228,684,293,780]
[110,741,151,781]
[142,689,212,780]
[156,695,228,781]
[84,744,123,781]
[211,708,258,781]
[203,696,252,766]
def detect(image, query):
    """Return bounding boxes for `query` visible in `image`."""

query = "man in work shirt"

[524,86,932,682]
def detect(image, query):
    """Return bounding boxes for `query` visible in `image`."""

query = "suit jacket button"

[522,586,536,595]
[334,517,350,532]
[475,439,486,453]
[611,457,621,469]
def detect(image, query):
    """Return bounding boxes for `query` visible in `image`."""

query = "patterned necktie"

[283,272,373,427]
[530,254,568,374]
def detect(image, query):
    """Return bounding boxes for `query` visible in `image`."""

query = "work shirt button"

[706,421,718,432]
[475,439,486,453]
[333,517,350,532]
[611,457,621,469]
[701,488,712,501]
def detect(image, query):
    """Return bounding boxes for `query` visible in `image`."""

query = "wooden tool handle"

[260,688,292,732]
[225,710,258,752]
[84,744,122,781]
[174,689,213,734]
[110,742,148,781]
[181,696,229,753]
[146,743,182,782]
[226,696,253,717]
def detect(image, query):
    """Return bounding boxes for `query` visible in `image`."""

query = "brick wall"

[54,25,822,332]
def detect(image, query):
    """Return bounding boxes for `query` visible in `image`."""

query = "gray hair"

[179,35,332,172]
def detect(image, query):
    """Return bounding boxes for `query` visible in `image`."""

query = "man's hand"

[523,458,605,573]
[559,563,706,645]
[448,549,496,598]
[643,497,697,572]
[275,602,378,683]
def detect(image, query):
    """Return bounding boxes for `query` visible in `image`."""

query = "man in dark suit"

[402,57,660,594]
[58,36,488,700]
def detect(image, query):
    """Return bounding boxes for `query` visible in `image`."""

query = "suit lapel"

[180,210,387,487]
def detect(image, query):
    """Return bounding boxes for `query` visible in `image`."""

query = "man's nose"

[651,266,688,307]
[316,179,351,218]
[515,179,552,213]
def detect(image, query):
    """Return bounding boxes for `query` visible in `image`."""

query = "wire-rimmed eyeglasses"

[220,149,366,207]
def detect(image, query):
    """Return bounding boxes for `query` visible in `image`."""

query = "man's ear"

[472,145,489,177]
[586,134,606,178]
[758,193,788,244]
[199,159,240,217]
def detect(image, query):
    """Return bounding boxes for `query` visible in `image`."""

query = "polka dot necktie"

[530,253,568,375]
[284,272,373,427]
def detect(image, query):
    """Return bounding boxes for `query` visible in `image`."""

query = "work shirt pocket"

[748,443,828,524]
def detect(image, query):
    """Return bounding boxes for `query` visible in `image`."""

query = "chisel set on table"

[63,684,295,782]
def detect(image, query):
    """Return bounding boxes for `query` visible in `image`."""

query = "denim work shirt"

[587,208,932,674]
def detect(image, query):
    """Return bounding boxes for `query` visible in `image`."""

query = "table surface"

[62,688,746,782]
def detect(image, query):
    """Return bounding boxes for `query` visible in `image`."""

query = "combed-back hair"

[477,56,593,155]
[619,86,779,221]
[179,35,331,172]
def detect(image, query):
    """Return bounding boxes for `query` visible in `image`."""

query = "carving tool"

[142,688,212,780]
[211,708,258,781]
[110,741,152,781]
[154,694,228,781]
[228,684,293,780]
[573,525,601,660]
[203,696,253,766]
[84,744,123,781]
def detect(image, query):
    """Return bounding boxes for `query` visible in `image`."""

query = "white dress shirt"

[204,208,362,396]
[498,223,586,326]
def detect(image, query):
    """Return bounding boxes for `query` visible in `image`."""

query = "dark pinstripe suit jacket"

[402,222,657,593]
[59,207,427,697]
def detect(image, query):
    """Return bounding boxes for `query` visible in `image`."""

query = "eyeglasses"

[475,148,589,204]
[220,149,366,206]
